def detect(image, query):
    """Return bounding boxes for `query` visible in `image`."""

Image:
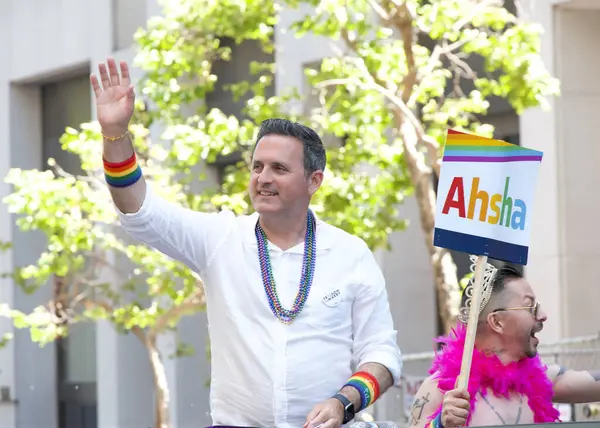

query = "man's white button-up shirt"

[117,185,402,427]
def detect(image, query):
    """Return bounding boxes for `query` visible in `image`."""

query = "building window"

[206,38,275,116]
[41,76,91,174]
[41,74,97,428]
[204,37,275,187]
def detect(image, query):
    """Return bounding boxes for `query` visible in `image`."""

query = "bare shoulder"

[408,374,444,428]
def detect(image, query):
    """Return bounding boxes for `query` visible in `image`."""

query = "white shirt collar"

[241,210,334,253]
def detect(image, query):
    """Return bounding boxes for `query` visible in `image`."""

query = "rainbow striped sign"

[433,129,543,265]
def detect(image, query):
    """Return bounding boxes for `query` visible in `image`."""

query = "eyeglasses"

[492,301,540,318]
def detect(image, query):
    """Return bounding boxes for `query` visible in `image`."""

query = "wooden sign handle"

[456,255,488,390]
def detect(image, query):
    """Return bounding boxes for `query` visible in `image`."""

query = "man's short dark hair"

[460,264,523,311]
[255,118,327,174]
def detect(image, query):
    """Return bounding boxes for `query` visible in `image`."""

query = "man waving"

[91,57,402,428]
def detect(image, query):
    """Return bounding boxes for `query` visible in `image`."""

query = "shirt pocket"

[305,286,351,331]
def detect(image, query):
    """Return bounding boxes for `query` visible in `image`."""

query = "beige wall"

[519,0,565,344]
[521,0,600,342]
[554,4,600,337]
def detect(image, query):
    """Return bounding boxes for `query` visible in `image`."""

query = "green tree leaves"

[2,125,204,347]
[0,0,558,410]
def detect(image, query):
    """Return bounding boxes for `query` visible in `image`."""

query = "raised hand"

[90,57,135,138]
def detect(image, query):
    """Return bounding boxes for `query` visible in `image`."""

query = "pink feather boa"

[427,323,561,425]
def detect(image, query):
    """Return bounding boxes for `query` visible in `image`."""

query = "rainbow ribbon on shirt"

[343,371,381,411]
[103,153,142,188]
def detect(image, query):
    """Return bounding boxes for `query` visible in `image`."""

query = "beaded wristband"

[343,371,381,411]
[103,153,142,188]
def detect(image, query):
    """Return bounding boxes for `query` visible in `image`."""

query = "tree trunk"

[397,119,462,334]
[146,335,172,428]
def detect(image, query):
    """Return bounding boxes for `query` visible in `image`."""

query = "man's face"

[249,135,321,216]
[492,278,548,359]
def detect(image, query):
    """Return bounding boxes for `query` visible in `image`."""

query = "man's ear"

[308,170,323,196]
[486,312,504,334]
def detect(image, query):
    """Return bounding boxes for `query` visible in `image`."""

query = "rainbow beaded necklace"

[255,210,317,324]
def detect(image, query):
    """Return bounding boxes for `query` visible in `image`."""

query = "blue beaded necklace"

[255,211,317,324]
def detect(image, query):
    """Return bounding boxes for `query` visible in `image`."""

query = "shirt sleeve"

[351,245,403,385]
[115,183,235,276]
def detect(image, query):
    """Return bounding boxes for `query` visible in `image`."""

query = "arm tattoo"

[409,392,430,425]
[557,366,567,377]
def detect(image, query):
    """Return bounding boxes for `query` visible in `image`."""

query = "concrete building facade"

[0,0,598,427]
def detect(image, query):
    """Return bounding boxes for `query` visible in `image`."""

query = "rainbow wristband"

[103,153,142,188]
[343,371,381,411]
[428,413,443,428]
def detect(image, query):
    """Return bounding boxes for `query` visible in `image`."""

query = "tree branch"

[393,3,442,175]
[452,0,505,33]
[408,30,479,108]
[315,75,440,176]
[89,298,147,344]
[49,160,104,188]
[366,0,390,21]
[392,2,417,104]
[445,44,477,80]
[338,8,440,175]
[148,287,205,341]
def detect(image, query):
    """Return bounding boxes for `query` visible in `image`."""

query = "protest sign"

[434,129,543,265]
